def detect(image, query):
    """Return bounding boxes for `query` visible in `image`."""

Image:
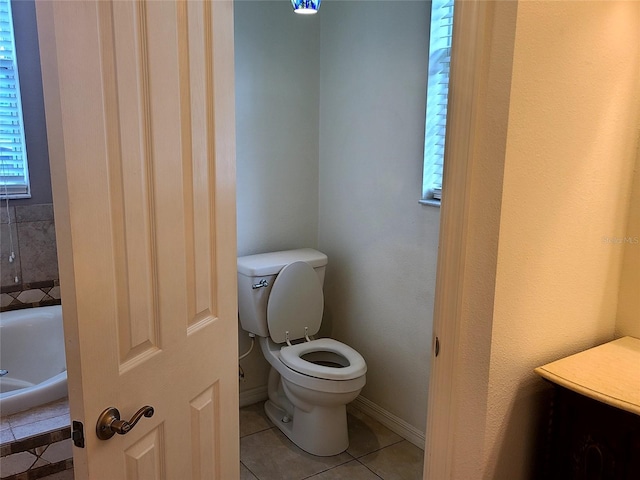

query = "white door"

[36,1,238,478]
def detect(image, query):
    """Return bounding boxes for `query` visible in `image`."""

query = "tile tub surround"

[0,281,60,312]
[0,204,59,312]
[35,469,73,480]
[0,398,72,480]
[0,398,69,446]
[0,440,72,480]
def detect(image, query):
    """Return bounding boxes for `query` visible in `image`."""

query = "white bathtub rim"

[0,305,68,417]
[0,371,68,417]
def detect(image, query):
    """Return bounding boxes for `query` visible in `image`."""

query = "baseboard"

[239,385,268,408]
[351,396,425,450]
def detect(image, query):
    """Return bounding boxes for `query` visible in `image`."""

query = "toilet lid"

[267,261,323,344]
[280,338,367,380]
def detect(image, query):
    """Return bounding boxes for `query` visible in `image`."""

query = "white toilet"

[237,248,367,456]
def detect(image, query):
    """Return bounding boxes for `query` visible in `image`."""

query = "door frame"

[424,1,508,478]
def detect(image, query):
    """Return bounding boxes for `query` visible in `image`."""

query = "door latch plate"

[72,420,85,448]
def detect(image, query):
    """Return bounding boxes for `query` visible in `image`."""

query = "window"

[0,0,30,199]
[421,0,454,205]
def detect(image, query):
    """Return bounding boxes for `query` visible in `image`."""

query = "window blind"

[422,0,454,202]
[0,0,30,198]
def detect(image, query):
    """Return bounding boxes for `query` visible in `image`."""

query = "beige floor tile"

[32,457,52,468]
[241,462,259,480]
[34,445,48,456]
[240,402,272,438]
[41,439,73,463]
[240,428,353,480]
[0,450,37,476]
[346,407,404,458]
[359,440,424,480]
[0,293,14,308]
[306,460,383,479]
[16,289,46,304]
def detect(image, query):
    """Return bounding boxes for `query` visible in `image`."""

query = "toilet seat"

[279,338,367,381]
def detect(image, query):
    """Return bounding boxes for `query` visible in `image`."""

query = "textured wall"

[481,1,640,478]
[318,1,436,432]
[235,1,320,258]
[616,148,640,338]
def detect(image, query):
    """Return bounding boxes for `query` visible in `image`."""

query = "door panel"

[36,1,238,478]
[125,427,165,480]
[190,384,220,478]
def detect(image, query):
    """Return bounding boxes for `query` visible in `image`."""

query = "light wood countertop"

[535,336,640,416]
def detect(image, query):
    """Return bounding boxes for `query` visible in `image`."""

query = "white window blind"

[0,0,30,198]
[422,0,454,203]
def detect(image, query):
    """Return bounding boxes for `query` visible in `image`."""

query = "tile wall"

[0,204,60,312]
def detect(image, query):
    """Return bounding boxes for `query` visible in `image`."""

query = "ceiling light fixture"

[291,0,321,15]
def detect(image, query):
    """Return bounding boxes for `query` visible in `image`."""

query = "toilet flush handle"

[252,279,269,289]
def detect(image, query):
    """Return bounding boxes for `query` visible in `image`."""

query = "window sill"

[419,199,441,208]
[0,193,31,200]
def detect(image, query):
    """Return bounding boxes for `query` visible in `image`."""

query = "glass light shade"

[291,0,321,14]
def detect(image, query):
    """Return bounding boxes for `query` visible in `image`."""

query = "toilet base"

[264,399,349,456]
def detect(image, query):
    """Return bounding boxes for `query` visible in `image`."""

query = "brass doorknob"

[96,405,154,440]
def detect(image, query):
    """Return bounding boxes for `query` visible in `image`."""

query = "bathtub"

[0,305,67,417]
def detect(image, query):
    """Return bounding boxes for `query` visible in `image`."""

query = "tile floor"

[239,403,424,480]
[9,401,424,480]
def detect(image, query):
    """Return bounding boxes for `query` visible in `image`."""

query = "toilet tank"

[237,248,328,337]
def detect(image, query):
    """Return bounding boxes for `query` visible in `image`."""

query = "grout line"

[239,424,273,439]
[28,449,42,471]
[354,458,384,480]
[349,437,406,459]
[240,460,260,480]
[240,425,276,441]
[297,452,380,480]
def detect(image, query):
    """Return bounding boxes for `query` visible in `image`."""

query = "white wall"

[448,1,640,478]
[234,1,320,396]
[318,1,436,432]
[235,1,320,258]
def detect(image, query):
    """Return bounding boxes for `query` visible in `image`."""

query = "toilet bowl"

[260,336,366,455]
[237,249,367,456]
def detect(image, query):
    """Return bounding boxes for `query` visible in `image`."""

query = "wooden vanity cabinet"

[535,336,640,480]
[547,385,640,479]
